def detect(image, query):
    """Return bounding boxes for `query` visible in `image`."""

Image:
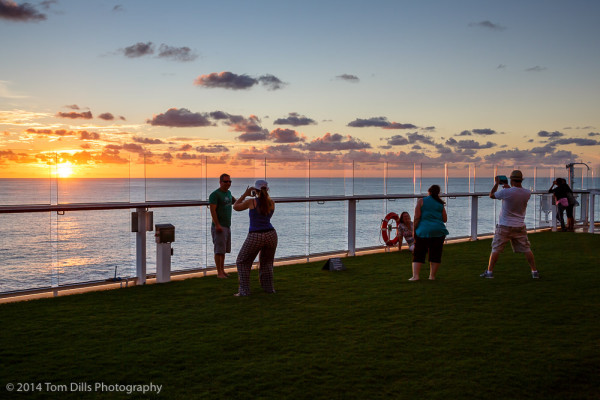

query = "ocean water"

[1,177,598,293]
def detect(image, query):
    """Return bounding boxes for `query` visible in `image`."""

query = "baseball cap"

[254,179,269,190]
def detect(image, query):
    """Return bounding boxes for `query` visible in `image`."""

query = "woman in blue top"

[409,185,449,281]
[233,180,277,296]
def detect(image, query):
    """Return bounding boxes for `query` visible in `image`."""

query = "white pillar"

[136,207,147,285]
[348,199,356,256]
[470,195,478,240]
[589,193,596,233]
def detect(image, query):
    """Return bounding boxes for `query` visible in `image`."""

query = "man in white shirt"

[481,170,540,279]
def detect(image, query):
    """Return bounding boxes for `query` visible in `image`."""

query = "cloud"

[589,132,600,137]
[348,117,417,129]
[526,66,547,72]
[336,74,359,82]
[227,114,264,133]
[257,74,286,90]
[64,104,80,110]
[303,133,371,152]
[537,130,564,138]
[236,145,307,161]
[385,135,409,146]
[56,111,93,119]
[237,131,270,142]
[194,71,286,90]
[123,42,154,58]
[552,138,600,146]
[457,130,472,136]
[269,128,304,143]
[147,108,213,127]
[445,138,496,149]
[385,122,418,130]
[196,145,229,153]
[157,44,198,62]
[274,112,316,126]
[468,20,506,31]
[78,131,100,140]
[485,148,578,166]
[472,128,497,135]
[112,5,123,12]
[348,117,390,128]
[98,112,114,121]
[407,132,435,145]
[133,136,165,144]
[0,149,36,164]
[0,0,46,22]
[497,64,507,70]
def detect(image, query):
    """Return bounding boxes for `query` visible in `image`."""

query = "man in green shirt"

[209,173,234,278]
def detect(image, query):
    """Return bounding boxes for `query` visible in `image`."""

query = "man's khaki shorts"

[491,225,531,253]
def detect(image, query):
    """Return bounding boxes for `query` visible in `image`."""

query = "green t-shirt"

[209,189,233,228]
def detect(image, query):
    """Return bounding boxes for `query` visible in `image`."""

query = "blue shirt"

[415,196,449,238]
[249,198,274,232]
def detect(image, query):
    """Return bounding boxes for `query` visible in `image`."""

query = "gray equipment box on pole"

[155,224,175,283]
[155,223,175,243]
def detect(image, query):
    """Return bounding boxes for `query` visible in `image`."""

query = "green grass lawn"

[1,232,598,400]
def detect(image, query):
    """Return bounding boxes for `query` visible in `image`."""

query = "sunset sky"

[1,0,599,178]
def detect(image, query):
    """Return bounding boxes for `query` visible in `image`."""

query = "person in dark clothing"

[549,178,574,232]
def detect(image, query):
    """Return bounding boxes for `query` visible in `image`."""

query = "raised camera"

[496,175,508,184]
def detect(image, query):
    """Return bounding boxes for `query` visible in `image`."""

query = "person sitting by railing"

[398,211,415,252]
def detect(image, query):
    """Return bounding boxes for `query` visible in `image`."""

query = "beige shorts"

[491,225,531,253]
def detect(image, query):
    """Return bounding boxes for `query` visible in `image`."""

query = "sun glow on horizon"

[56,162,74,178]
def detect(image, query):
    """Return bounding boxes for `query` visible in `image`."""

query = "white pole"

[348,199,356,256]
[470,195,478,241]
[136,207,147,285]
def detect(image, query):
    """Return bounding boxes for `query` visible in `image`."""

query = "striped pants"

[236,230,278,296]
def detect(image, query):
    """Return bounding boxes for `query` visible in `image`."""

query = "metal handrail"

[0,190,591,214]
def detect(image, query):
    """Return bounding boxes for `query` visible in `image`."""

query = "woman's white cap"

[254,179,269,190]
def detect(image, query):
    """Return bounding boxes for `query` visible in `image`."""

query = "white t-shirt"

[495,186,531,227]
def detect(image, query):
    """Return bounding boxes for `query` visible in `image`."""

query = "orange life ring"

[381,212,400,246]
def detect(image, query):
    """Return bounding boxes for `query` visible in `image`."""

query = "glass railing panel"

[445,163,470,194]
[419,163,446,194]
[0,212,54,292]
[444,196,470,239]
[270,202,308,259]
[55,209,134,286]
[477,196,497,236]
[356,199,390,249]
[353,162,384,196]
[148,207,206,273]
[265,160,309,198]
[307,160,352,197]
[0,178,52,205]
[53,151,132,203]
[386,162,416,195]
[309,200,347,255]
[473,164,494,192]
[144,151,204,202]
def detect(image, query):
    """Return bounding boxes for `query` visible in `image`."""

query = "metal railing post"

[552,203,557,232]
[588,192,596,233]
[136,207,147,285]
[348,199,356,256]
[470,195,478,240]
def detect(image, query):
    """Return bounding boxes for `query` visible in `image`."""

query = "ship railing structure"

[0,190,598,298]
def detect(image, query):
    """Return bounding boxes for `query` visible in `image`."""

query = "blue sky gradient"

[1,0,599,177]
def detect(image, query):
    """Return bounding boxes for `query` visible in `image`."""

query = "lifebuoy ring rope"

[381,212,400,246]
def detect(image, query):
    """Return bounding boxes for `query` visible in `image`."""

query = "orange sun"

[56,162,74,178]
